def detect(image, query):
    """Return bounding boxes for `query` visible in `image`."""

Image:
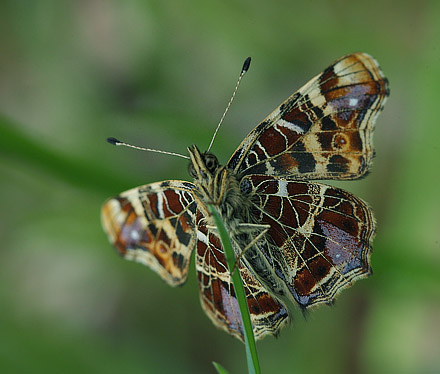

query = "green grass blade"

[208,205,261,374]
[212,361,231,374]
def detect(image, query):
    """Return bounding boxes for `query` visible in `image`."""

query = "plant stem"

[208,205,261,374]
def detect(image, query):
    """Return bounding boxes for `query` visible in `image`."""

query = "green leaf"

[212,361,231,374]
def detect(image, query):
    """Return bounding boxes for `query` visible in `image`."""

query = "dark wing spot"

[172,252,185,269]
[290,142,316,173]
[321,115,338,130]
[327,155,349,173]
[175,221,192,247]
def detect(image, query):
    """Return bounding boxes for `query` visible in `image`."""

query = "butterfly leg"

[232,223,270,274]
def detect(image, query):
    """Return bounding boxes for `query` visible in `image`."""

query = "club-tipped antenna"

[206,57,251,152]
[106,137,190,160]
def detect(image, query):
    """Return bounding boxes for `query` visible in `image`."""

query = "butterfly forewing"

[228,53,389,180]
[245,175,374,308]
[102,180,198,286]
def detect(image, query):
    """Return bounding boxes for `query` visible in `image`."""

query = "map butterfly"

[102,53,389,341]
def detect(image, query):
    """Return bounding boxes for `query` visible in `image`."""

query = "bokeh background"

[1,1,439,373]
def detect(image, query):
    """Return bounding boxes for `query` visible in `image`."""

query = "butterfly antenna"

[106,137,190,160]
[207,57,251,152]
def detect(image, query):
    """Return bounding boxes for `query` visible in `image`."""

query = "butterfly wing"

[101,180,198,286]
[228,53,389,180]
[195,209,289,341]
[244,175,374,308]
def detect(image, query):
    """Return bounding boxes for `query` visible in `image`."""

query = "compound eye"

[204,154,218,172]
[188,163,197,178]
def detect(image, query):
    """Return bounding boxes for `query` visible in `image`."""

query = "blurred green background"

[1,1,439,373]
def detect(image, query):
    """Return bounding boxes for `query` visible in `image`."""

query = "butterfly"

[101,53,389,341]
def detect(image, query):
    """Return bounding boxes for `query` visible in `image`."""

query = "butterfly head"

[188,144,244,211]
[187,145,221,181]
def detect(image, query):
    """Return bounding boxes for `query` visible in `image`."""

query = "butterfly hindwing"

[101,180,198,286]
[244,174,374,308]
[228,53,389,180]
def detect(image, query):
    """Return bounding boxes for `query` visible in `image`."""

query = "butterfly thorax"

[187,145,250,225]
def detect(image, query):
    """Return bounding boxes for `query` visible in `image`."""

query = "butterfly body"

[102,53,389,341]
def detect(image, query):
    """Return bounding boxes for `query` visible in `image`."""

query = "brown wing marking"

[101,181,197,286]
[228,53,389,180]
